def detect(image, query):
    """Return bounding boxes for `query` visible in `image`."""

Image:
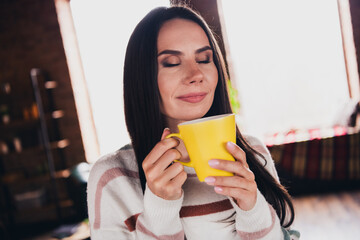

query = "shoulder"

[87,145,143,233]
[92,144,137,171]
[87,144,139,188]
[243,134,271,160]
[242,134,280,182]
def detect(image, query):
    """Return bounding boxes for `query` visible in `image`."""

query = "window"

[69,0,169,156]
[219,0,359,141]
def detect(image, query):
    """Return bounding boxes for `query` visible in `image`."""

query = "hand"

[142,128,187,200]
[204,142,257,211]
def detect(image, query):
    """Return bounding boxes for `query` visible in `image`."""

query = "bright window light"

[220,0,350,140]
[70,0,169,155]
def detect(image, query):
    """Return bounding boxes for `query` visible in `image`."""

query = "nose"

[184,61,204,84]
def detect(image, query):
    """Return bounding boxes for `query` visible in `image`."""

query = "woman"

[87,5,300,240]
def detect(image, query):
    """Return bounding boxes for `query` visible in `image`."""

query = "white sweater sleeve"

[229,190,283,239]
[139,185,184,238]
[232,135,300,239]
[87,149,185,240]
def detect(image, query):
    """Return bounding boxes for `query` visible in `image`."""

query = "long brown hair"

[123,5,294,228]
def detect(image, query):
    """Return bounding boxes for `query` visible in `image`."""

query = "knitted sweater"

[87,135,300,240]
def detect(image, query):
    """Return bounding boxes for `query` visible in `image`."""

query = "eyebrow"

[157,46,212,57]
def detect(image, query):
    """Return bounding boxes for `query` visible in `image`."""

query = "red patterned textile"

[266,127,360,181]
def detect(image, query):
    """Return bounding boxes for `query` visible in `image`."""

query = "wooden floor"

[292,190,360,240]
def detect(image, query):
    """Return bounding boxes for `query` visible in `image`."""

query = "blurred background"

[0,0,359,239]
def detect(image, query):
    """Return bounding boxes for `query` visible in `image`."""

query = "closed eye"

[198,59,210,64]
[197,55,211,64]
[163,62,180,67]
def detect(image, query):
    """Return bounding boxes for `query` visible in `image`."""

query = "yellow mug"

[166,113,236,182]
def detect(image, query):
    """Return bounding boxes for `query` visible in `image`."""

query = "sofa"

[266,126,360,195]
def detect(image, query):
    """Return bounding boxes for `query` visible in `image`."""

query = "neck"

[166,117,183,134]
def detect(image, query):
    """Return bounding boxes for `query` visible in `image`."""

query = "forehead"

[157,18,210,50]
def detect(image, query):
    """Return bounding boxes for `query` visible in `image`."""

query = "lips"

[177,92,207,103]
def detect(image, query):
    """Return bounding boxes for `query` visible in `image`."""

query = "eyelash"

[163,63,180,67]
[162,58,211,68]
[198,59,210,64]
[198,55,211,64]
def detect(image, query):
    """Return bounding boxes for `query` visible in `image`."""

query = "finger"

[168,163,187,184]
[206,175,256,190]
[208,159,254,180]
[226,142,248,168]
[151,149,181,173]
[161,128,171,140]
[214,186,257,210]
[156,168,187,200]
[143,137,179,170]
[154,162,185,186]
[171,170,187,186]
[168,171,187,196]
[214,185,254,198]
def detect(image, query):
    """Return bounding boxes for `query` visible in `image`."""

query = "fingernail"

[214,186,223,192]
[208,159,219,167]
[227,141,236,150]
[204,177,215,184]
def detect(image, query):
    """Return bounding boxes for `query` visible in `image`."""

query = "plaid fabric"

[267,129,360,181]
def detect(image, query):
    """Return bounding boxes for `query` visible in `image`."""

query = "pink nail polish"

[204,177,215,183]
[214,186,223,192]
[227,141,236,150]
[208,159,219,167]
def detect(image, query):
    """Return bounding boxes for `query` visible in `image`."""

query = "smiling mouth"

[177,92,207,103]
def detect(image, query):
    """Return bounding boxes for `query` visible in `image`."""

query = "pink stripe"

[180,199,233,218]
[237,205,276,239]
[137,220,184,240]
[93,167,139,229]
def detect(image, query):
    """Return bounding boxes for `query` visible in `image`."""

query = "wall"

[0,0,86,166]
[181,0,360,91]
[350,0,360,76]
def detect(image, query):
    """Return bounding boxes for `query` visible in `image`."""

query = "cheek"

[157,73,175,114]
[158,68,180,98]
[209,67,219,91]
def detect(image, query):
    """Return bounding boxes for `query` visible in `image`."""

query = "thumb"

[161,128,171,140]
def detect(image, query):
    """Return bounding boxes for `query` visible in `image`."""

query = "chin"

[177,109,210,121]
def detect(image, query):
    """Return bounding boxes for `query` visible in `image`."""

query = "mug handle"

[166,133,193,168]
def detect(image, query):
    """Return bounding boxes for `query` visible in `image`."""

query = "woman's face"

[157,18,218,127]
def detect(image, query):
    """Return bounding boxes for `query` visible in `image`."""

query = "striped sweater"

[87,135,300,239]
